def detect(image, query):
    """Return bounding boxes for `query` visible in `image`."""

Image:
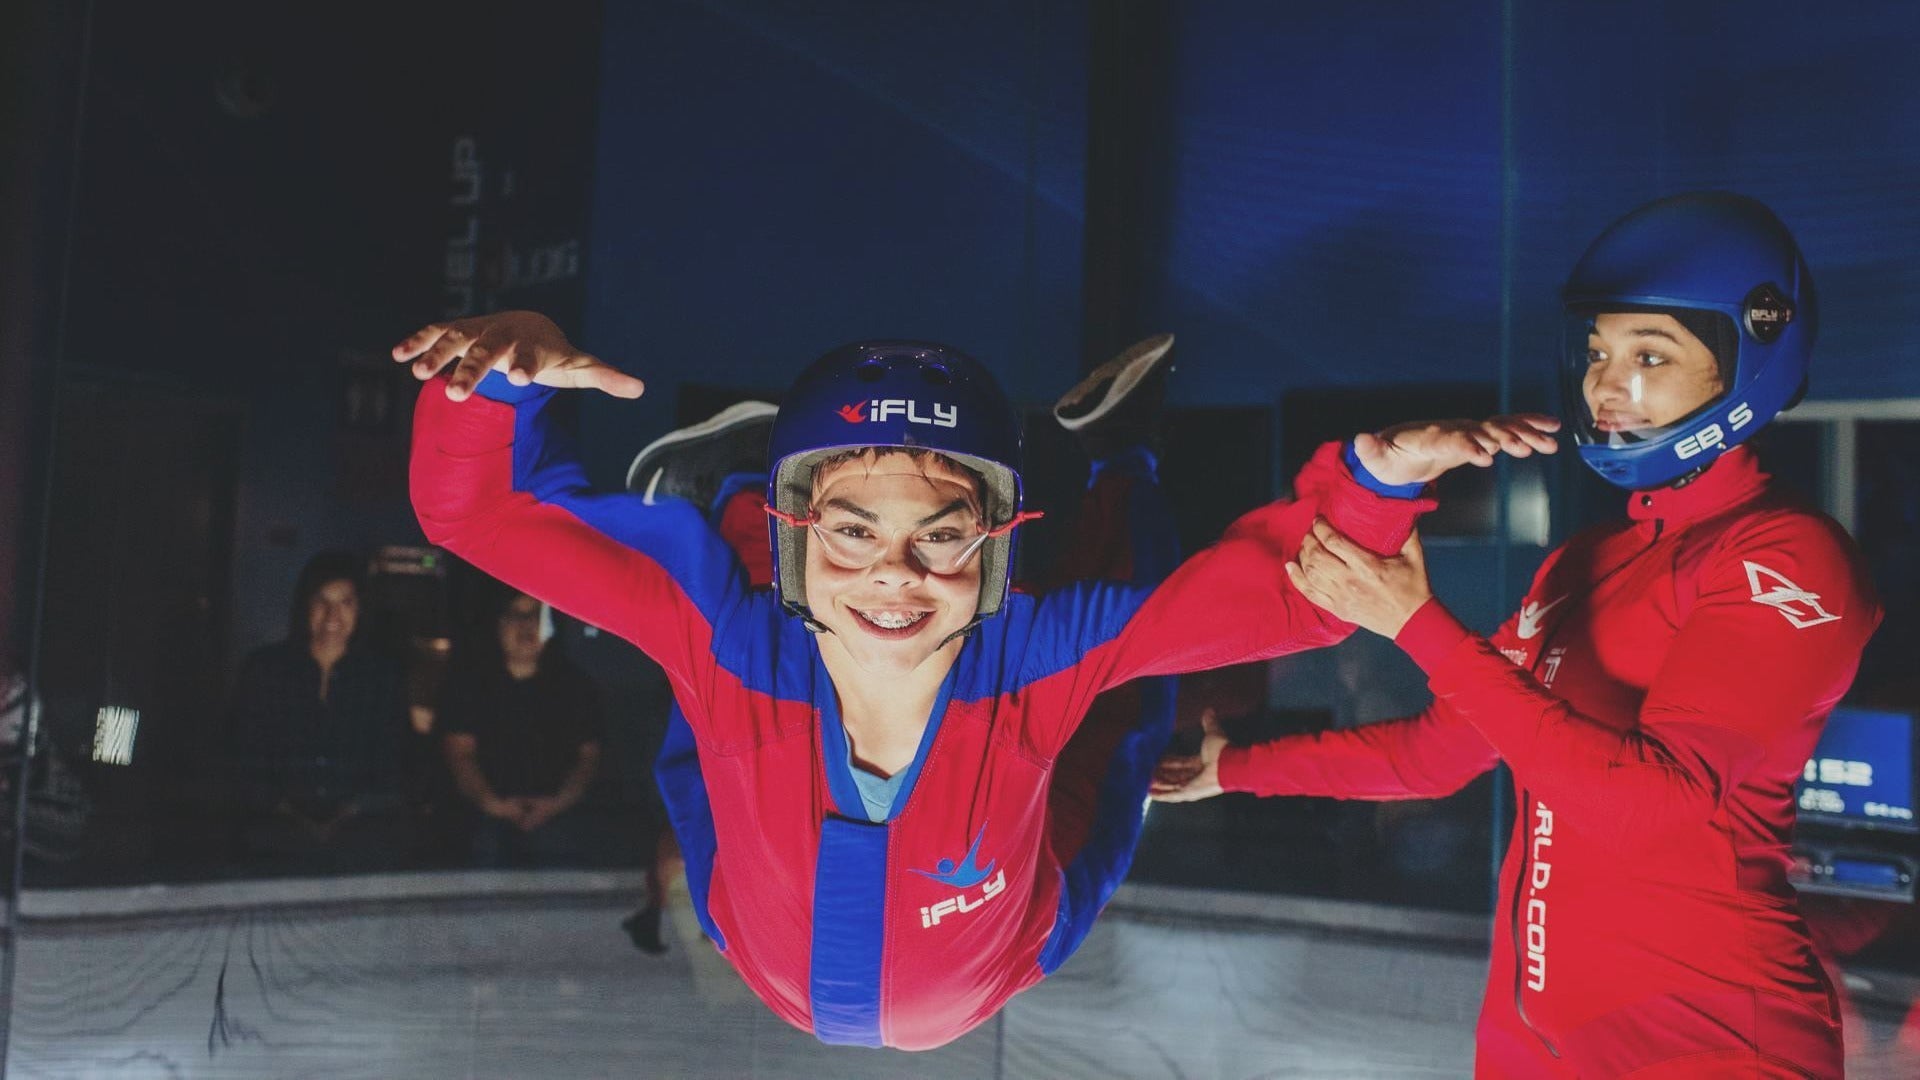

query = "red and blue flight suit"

[409,344,1430,1050]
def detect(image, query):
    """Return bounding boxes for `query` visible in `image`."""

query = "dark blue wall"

[1151,3,1509,403]
[579,0,1089,483]
[1142,0,1920,407]
[1507,0,1920,401]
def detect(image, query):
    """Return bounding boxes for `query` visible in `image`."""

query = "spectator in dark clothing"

[230,551,413,873]
[440,590,604,867]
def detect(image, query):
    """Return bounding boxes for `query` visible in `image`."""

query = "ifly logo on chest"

[836,399,959,428]
[913,823,1007,928]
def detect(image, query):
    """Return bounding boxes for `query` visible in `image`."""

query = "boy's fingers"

[445,349,494,400]
[392,322,454,362]
[1498,417,1558,454]
[581,362,647,399]
[1463,429,1498,464]
[413,329,470,381]
[1482,426,1528,455]
[497,341,537,386]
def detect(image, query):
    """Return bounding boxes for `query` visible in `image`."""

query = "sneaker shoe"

[625,400,778,508]
[621,904,668,955]
[1053,333,1175,432]
[1053,333,1175,457]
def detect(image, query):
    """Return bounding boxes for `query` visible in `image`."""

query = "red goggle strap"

[985,510,1045,538]
[763,505,816,529]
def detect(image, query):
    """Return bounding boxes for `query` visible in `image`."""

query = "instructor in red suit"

[1156,192,1882,1079]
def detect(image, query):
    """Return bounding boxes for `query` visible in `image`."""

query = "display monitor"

[1796,706,1917,833]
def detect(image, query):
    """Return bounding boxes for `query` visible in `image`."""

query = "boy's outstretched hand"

[1354,414,1560,486]
[392,310,646,402]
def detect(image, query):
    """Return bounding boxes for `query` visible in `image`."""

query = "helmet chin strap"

[1660,438,1744,490]
[780,597,831,635]
[934,619,983,651]
[1662,463,1712,490]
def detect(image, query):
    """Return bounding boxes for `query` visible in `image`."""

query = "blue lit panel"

[1796,707,1917,833]
[1829,858,1905,889]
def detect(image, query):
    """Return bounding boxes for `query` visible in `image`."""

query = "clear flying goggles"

[766,504,1043,575]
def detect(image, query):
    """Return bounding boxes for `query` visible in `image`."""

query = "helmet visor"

[1561,306,1735,451]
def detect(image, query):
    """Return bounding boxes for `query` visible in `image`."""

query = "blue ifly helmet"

[765,341,1029,625]
[1562,191,1817,490]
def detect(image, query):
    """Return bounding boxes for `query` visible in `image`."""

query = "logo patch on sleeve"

[1744,561,1841,628]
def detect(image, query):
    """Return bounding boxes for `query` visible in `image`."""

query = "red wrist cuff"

[1395,597,1473,675]
[1216,746,1253,792]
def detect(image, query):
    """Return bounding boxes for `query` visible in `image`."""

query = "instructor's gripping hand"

[392,310,646,402]
[1150,710,1228,803]
[1353,414,1559,487]
[1287,519,1432,639]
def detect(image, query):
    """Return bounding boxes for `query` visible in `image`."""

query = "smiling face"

[306,579,359,657]
[802,450,984,678]
[1582,312,1726,435]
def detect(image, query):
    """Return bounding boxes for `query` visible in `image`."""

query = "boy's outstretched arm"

[1022,415,1556,755]
[400,311,746,728]
[1118,414,1559,675]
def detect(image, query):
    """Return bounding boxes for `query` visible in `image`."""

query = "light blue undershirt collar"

[846,752,908,823]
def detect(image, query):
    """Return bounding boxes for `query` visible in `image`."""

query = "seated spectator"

[230,551,412,873]
[439,590,604,867]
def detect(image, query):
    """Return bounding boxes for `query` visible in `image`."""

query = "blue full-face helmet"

[1562,191,1817,490]
[765,341,1027,625]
